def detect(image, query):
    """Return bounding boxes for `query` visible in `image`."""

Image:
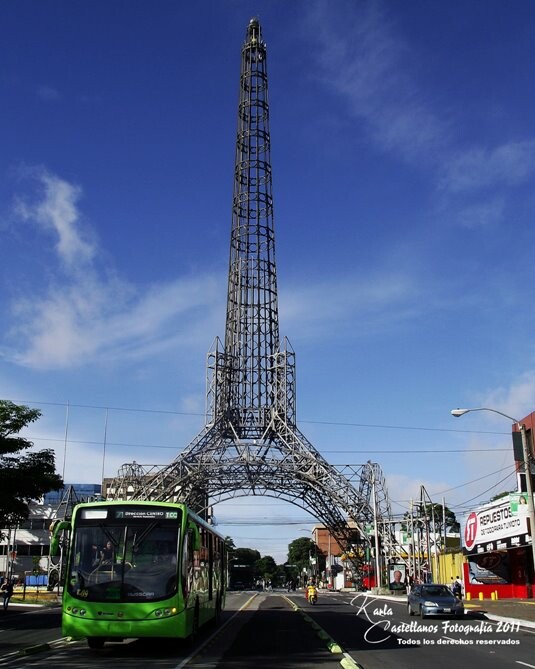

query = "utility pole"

[409,498,416,582]
[442,496,447,583]
[372,468,382,588]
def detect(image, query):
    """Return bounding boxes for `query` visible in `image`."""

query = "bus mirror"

[50,537,60,556]
[49,520,71,556]
[188,521,201,551]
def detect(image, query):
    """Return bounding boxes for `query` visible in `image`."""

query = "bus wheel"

[87,637,105,649]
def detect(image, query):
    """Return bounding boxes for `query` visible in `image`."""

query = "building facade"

[458,409,535,599]
[461,493,532,599]
[1,483,101,581]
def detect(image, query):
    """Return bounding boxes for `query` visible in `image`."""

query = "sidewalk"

[464,597,535,628]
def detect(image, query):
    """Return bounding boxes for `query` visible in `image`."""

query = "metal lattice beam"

[107,18,403,577]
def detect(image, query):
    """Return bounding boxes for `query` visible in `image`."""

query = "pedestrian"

[1,578,14,611]
[452,576,463,599]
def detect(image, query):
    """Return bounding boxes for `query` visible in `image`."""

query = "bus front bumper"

[62,608,189,640]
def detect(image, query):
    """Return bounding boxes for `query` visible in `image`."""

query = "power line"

[454,469,517,509]
[26,434,510,455]
[430,462,517,497]
[383,464,518,514]
[13,397,520,506]
[12,399,200,417]
[13,398,510,436]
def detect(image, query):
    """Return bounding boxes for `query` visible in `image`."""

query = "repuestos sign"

[461,496,531,555]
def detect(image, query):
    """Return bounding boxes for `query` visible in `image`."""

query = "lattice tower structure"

[107,18,399,574]
[47,486,81,594]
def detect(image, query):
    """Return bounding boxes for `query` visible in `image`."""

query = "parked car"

[407,584,464,619]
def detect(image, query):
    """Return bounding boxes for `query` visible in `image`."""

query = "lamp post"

[371,467,382,588]
[451,407,535,588]
[300,527,316,583]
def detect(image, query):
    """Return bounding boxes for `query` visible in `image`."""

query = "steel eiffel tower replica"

[119,19,391,557]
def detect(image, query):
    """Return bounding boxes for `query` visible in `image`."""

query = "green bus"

[50,500,226,649]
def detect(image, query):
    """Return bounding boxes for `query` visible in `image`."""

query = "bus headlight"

[154,608,176,618]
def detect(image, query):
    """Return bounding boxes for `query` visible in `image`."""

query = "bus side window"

[181,532,189,597]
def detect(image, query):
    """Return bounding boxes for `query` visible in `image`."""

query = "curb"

[18,643,51,656]
[340,655,361,669]
[17,637,72,657]
[482,612,535,630]
[283,595,364,669]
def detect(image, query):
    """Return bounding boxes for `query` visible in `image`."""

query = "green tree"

[255,555,277,582]
[274,563,289,587]
[0,400,63,531]
[224,535,236,557]
[288,536,318,578]
[233,547,260,565]
[490,491,513,502]
[402,503,459,534]
[229,547,261,588]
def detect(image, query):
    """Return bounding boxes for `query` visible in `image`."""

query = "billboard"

[461,494,532,556]
[467,552,510,585]
[388,564,406,591]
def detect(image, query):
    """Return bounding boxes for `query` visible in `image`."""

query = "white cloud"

[457,197,505,229]
[386,452,517,514]
[440,140,535,193]
[385,473,428,511]
[3,168,223,370]
[478,373,535,424]
[309,1,447,164]
[306,2,535,225]
[5,272,221,370]
[280,270,421,341]
[36,85,61,101]
[179,394,205,415]
[440,374,535,507]
[5,167,432,367]
[14,169,96,267]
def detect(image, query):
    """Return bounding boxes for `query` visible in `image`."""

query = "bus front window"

[68,523,180,603]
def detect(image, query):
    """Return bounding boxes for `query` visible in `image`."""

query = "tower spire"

[222,17,285,436]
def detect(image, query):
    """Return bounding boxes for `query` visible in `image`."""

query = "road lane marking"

[173,593,258,669]
[283,595,364,668]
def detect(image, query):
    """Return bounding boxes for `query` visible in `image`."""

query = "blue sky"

[2,0,535,563]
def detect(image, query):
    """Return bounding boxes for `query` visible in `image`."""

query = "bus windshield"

[67,506,181,603]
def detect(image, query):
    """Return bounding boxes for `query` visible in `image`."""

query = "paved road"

[292,590,535,669]
[0,593,343,669]
[0,604,64,659]
[1,592,534,668]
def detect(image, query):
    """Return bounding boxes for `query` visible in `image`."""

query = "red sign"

[464,512,478,550]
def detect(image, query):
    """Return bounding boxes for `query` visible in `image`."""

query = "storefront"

[461,493,533,599]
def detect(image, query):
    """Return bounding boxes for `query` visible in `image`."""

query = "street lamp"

[299,528,316,583]
[451,407,535,584]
